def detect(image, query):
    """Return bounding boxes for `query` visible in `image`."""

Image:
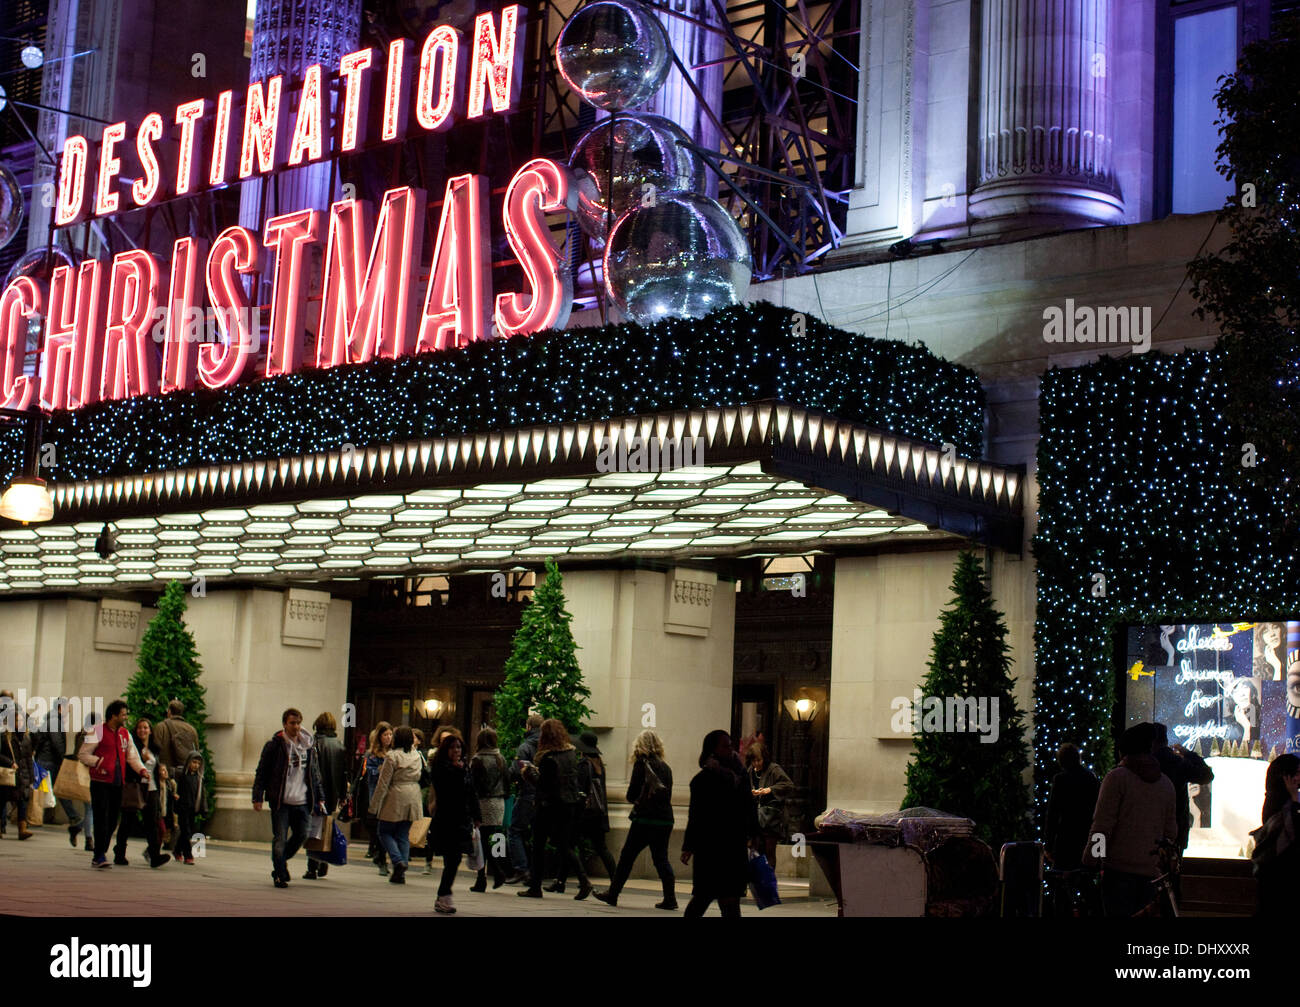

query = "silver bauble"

[556,0,671,111]
[0,164,23,252]
[604,191,752,325]
[570,113,704,244]
[4,246,77,290]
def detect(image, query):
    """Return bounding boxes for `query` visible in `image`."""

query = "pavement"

[0,822,838,918]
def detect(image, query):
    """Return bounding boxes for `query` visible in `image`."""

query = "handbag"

[639,760,666,804]
[466,827,485,871]
[0,766,15,788]
[121,780,146,810]
[409,816,433,850]
[306,813,336,851]
[746,849,781,909]
[53,757,91,803]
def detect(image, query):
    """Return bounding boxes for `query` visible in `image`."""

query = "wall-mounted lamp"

[0,408,53,523]
[783,697,819,723]
[423,698,444,718]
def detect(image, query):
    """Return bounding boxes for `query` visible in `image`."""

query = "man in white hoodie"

[252,708,326,888]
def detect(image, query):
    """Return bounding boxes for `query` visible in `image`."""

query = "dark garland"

[1032,349,1297,824]
[1,302,984,484]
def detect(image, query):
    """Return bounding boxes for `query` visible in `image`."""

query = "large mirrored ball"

[604,192,752,325]
[556,0,671,111]
[3,246,76,290]
[0,164,23,252]
[570,114,704,244]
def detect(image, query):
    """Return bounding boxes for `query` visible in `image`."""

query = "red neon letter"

[339,48,374,153]
[240,75,286,178]
[0,278,42,411]
[95,122,128,216]
[263,208,318,377]
[416,27,460,132]
[175,99,206,195]
[102,250,162,402]
[317,187,427,367]
[55,136,89,226]
[133,112,164,206]
[418,174,491,351]
[496,158,576,337]
[209,90,234,186]
[199,227,260,389]
[161,237,207,394]
[382,39,413,142]
[467,6,522,119]
[288,64,324,166]
[42,262,107,411]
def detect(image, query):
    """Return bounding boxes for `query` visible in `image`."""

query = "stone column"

[969,0,1123,229]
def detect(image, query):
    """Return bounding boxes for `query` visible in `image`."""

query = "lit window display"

[1125,622,1300,859]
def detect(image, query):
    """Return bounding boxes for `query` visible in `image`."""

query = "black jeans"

[530,803,587,888]
[577,822,617,877]
[90,781,123,859]
[684,894,741,918]
[439,851,462,896]
[1101,869,1155,917]
[174,809,197,859]
[114,791,161,860]
[606,822,674,898]
[477,824,508,883]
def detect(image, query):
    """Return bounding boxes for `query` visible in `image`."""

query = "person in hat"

[574,730,617,880]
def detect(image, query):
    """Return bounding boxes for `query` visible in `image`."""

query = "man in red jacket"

[78,699,149,868]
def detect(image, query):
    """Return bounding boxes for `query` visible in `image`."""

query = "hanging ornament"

[556,0,671,111]
[20,45,44,69]
[0,164,24,252]
[603,191,752,325]
[4,245,78,289]
[569,113,704,244]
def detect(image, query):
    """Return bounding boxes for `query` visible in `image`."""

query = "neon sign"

[0,5,577,412]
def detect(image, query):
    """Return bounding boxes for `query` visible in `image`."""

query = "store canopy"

[0,402,1023,593]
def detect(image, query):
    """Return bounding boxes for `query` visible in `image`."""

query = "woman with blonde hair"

[518,718,590,899]
[360,721,393,875]
[595,729,676,909]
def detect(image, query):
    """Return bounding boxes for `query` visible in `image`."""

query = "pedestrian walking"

[468,727,510,891]
[305,711,348,881]
[506,713,543,882]
[1044,742,1099,870]
[1254,753,1300,917]
[78,699,151,868]
[112,717,171,868]
[0,691,34,841]
[595,729,677,910]
[429,729,481,913]
[360,721,393,876]
[422,724,457,876]
[368,725,424,885]
[574,731,617,879]
[518,718,591,900]
[681,729,758,918]
[152,699,199,839]
[252,708,327,889]
[173,751,206,863]
[32,698,90,847]
[1083,722,1177,917]
[745,741,793,868]
[1152,722,1214,853]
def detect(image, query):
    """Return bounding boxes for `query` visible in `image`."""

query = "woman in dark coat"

[1256,753,1300,917]
[574,731,617,880]
[681,729,758,918]
[517,718,591,900]
[0,692,34,839]
[745,742,793,867]
[429,729,480,914]
[595,728,677,910]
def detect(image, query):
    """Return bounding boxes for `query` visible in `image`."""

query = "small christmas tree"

[1252,739,1264,758]
[1211,737,1222,757]
[494,559,594,757]
[902,551,1032,850]
[126,581,215,827]
[1269,745,1279,762]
